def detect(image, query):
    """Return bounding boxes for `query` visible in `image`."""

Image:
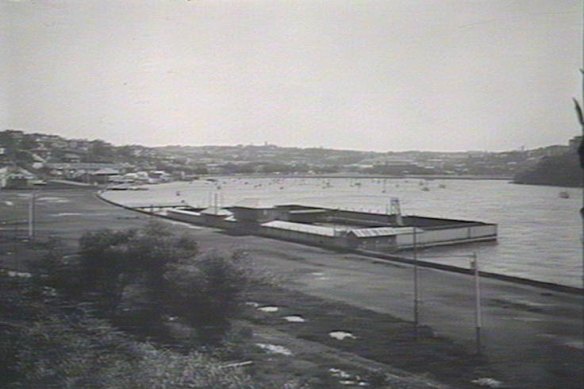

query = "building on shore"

[163,203,497,252]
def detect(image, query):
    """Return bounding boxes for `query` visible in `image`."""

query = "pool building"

[162,203,497,252]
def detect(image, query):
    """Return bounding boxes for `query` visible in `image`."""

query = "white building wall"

[396,225,497,247]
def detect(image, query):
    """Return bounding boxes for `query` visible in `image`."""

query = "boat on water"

[558,191,570,199]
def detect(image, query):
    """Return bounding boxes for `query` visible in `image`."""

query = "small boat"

[559,191,570,199]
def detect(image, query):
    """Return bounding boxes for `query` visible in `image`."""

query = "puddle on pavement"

[329,368,369,387]
[257,306,279,313]
[4,271,32,278]
[255,343,292,356]
[329,368,351,379]
[329,331,356,340]
[311,271,330,280]
[471,377,503,388]
[283,315,305,323]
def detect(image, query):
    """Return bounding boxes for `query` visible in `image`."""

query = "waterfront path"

[1,188,582,388]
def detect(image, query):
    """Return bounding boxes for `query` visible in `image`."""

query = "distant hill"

[2,128,582,182]
[513,151,582,187]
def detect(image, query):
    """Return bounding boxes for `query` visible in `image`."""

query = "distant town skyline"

[1,0,582,152]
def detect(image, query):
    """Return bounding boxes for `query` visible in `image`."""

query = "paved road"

[1,188,583,389]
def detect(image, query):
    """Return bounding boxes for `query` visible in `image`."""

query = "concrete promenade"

[1,187,583,388]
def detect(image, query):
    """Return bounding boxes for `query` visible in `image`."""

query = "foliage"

[77,228,138,314]
[513,152,582,187]
[164,250,252,342]
[0,275,256,389]
[34,237,79,293]
[62,221,256,343]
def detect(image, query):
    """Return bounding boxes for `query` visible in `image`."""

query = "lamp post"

[471,252,482,354]
[28,188,36,242]
[413,227,420,336]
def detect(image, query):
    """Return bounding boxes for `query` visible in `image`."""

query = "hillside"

[1,129,581,183]
[513,151,582,188]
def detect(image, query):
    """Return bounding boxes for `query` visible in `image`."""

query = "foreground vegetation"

[1,221,265,388]
[0,274,256,388]
[39,222,255,342]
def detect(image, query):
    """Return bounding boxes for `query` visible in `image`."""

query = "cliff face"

[513,152,583,187]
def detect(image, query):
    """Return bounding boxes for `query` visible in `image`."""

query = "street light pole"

[413,227,420,336]
[28,188,36,242]
[471,252,482,354]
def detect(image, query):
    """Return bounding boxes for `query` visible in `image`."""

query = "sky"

[1,0,582,152]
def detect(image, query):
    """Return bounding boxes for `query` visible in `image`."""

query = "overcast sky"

[1,0,582,152]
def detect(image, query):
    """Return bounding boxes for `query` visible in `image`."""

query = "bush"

[164,250,252,343]
[1,281,255,388]
[1,241,258,389]
[74,221,199,317]
[69,221,254,344]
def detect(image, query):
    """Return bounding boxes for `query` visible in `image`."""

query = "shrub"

[164,249,252,343]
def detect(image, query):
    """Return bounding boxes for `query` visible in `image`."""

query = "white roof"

[262,220,336,237]
[349,227,417,238]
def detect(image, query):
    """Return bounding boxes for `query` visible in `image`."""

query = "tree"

[75,221,201,322]
[164,250,251,343]
[62,221,253,343]
[85,140,116,162]
[78,228,138,314]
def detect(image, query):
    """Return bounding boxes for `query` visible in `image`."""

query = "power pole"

[28,189,36,242]
[471,252,482,354]
[413,227,420,337]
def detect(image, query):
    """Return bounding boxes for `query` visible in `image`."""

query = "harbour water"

[102,177,583,288]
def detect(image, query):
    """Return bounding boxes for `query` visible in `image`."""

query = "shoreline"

[97,191,583,295]
[201,173,513,181]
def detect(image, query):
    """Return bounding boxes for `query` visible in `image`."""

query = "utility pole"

[413,227,420,337]
[471,252,482,354]
[28,189,36,242]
